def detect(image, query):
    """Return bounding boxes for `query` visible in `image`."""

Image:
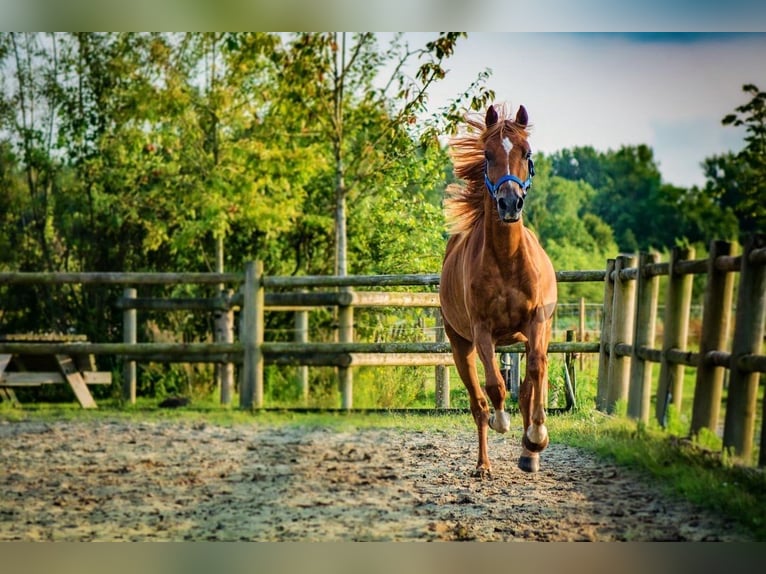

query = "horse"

[439,103,557,476]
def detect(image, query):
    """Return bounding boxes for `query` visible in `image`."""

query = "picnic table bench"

[0,334,111,408]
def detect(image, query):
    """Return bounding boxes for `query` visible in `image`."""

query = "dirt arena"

[0,418,755,541]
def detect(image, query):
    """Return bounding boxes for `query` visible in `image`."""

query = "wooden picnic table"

[0,334,111,409]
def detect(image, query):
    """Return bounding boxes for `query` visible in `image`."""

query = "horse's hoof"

[518,455,539,473]
[522,431,549,453]
[472,467,492,479]
[489,411,510,434]
[526,423,548,446]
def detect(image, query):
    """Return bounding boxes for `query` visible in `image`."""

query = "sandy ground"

[0,418,754,541]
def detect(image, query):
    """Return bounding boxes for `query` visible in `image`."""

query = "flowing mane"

[445,103,530,235]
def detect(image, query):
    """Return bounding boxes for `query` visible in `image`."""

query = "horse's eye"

[484,150,494,162]
[525,150,532,160]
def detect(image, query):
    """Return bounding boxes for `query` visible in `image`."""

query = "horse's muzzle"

[497,194,524,223]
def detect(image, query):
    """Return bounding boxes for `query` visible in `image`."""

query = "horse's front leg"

[518,316,552,473]
[474,332,510,435]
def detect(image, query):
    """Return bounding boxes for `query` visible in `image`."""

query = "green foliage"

[350,185,446,275]
[525,154,618,300]
[266,32,492,277]
[0,32,486,396]
[353,366,430,409]
[694,426,723,452]
[262,365,303,406]
[719,83,766,237]
[550,145,669,251]
[663,400,689,437]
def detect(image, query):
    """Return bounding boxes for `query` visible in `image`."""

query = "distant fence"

[1,234,764,466]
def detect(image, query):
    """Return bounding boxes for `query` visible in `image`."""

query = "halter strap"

[484,160,534,199]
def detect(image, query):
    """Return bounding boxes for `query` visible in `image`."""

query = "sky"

[411,32,766,189]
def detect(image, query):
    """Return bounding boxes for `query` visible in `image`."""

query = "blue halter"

[484,159,535,199]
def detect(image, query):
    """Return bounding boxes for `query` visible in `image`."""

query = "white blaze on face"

[502,137,513,155]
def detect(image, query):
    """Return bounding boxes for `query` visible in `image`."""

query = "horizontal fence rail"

[0,341,599,359]
[0,269,606,287]
[0,272,242,285]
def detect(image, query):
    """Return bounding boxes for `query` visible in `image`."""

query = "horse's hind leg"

[444,322,492,477]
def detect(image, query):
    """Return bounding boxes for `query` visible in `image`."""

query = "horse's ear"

[516,105,529,127]
[485,105,498,128]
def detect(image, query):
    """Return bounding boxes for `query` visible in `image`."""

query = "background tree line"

[0,32,762,400]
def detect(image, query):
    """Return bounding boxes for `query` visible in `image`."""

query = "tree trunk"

[334,174,347,276]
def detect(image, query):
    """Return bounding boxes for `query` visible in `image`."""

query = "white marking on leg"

[526,423,548,445]
[489,410,510,434]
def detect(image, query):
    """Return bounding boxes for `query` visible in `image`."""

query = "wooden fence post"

[240,261,264,410]
[338,288,354,409]
[434,310,450,408]
[214,236,224,397]
[761,384,766,468]
[502,352,521,400]
[596,259,616,411]
[122,287,137,404]
[606,254,637,414]
[691,241,735,436]
[723,235,766,462]
[578,296,586,371]
[565,329,577,409]
[295,297,309,404]
[656,246,695,427]
[628,252,660,422]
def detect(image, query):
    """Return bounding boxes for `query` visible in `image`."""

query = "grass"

[550,410,766,540]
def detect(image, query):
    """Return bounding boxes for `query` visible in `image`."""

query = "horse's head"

[482,104,535,224]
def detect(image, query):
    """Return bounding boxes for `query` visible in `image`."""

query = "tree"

[550,144,683,251]
[661,175,739,245]
[0,33,62,273]
[525,154,618,301]
[721,83,766,236]
[269,32,493,276]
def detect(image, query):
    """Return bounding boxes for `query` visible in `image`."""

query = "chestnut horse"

[440,103,557,475]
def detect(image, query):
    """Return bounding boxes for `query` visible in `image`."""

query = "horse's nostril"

[498,198,507,211]
[517,196,524,210]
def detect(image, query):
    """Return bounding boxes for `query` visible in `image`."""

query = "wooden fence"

[597,235,766,465]
[0,267,601,411]
[1,234,764,465]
